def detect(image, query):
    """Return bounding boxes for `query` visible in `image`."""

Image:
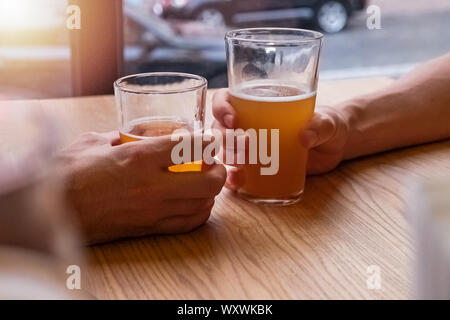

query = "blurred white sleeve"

[409,177,450,300]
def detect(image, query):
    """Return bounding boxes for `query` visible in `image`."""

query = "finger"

[163,163,226,199]
[159,198,214,217]
[152,209,212,234]
[224,166,245,191]
[211,121,250,166]
[78,131,119,146]
[300,112,336,149]
[115,133,213,168]
[211,120,227,136]
[98,131,121,146]
[212,88,236,129]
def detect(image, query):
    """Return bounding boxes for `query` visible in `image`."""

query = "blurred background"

[0,0,449,99]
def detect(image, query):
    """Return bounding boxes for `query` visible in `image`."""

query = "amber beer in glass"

[225,28,323,205]
[114,73,207,172]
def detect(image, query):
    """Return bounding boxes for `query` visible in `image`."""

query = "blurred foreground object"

[0,106,87,299]
[0,247,86,299]
[409,177,450,300]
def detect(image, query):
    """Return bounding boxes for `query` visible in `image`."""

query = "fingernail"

[303,130,318,148]
[223,114,233,128]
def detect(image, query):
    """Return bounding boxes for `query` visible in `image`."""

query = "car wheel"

[315,0,349,33]
[196,8,226,27]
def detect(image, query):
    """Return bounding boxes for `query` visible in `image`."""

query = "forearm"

[340,53,450,160]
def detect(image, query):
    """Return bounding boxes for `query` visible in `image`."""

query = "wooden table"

[2,77,449,299]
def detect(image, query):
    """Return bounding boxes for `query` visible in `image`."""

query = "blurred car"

[153,0,368,33]
[124,2,228,87]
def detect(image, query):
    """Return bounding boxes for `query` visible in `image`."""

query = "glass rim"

[114,72,208,95]
[225,27,323,45]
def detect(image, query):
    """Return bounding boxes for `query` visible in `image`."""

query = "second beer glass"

[114,72,207,172]
[225,28,323,205]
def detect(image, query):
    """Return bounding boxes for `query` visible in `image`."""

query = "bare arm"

[341,53,450,160]
[212,53,450,181]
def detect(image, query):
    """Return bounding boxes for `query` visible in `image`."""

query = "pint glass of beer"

[114,72,207,172]
[225,28,323,205]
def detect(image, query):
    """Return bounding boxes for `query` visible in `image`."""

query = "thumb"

[99,131,121,146]
[300,112,336,149]
[224,166,245,191]
[212,89,236,129]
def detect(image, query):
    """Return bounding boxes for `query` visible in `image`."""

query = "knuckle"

[198,209,212,224]
[150,139,167,155]
[198,198,215,212]
[320,115,336,133]
[118,142,146,164]
[203,198,215,210]
[306,113,322,130]
[183,210,211,233]
[207,165,227,195]
[80,131,101,143]
[125,138,166,159]
[212,89,228,113]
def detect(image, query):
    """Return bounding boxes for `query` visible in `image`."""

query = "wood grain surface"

[2,77,449,299]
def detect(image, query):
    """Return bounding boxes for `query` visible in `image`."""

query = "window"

[124,0,450,87]
[0,0,71,99]
[1,0,449,98]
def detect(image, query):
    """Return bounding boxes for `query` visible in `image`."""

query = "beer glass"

[225,28,323,205]
[114,72,207,172]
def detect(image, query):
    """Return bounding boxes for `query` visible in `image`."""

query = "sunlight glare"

[0,0,65,30]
